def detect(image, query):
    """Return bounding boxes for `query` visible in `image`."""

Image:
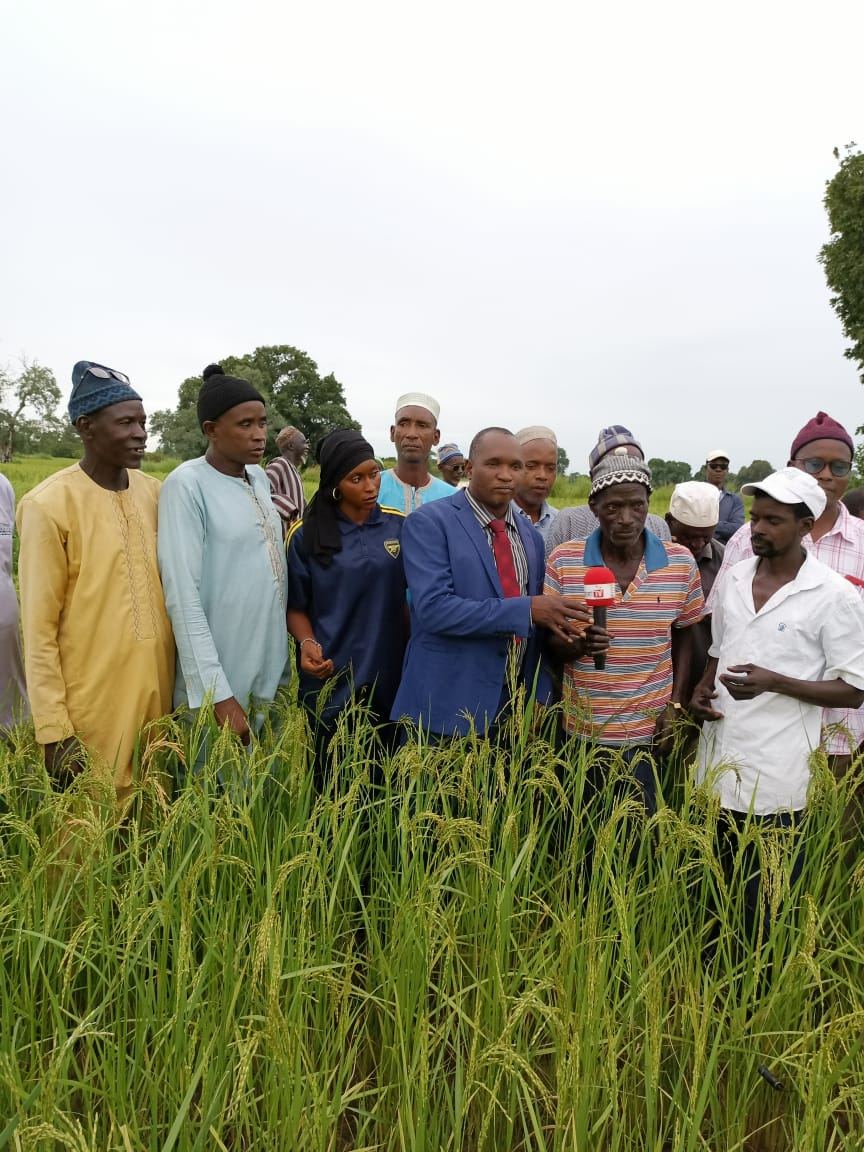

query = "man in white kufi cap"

[511,426,560,540]
[377,392,456,514]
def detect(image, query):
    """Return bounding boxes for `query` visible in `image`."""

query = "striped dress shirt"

[265,456,306,531]
[465,490,530,594]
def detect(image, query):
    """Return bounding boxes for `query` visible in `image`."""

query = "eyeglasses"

[797,457,853,478]
[84,365,131,385]
[706,461,728,470]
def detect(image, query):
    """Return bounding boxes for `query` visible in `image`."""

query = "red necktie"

[489,519,521,598]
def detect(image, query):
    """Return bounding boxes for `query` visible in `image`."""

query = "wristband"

[299,638,319,648]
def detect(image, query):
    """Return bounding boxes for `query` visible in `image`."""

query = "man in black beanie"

[158,365,290,767]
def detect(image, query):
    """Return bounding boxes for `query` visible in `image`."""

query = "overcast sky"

[2,0,863,471]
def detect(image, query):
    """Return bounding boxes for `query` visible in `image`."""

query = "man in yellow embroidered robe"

[17,360,174,800]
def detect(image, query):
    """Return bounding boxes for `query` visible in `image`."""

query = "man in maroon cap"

[710,412,864,770]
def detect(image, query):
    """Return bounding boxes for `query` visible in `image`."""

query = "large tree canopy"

[735,459,774,486]
[646,458,692,487]
[151,344,359,459]
[819,144,864,384]
[0,359,72,460]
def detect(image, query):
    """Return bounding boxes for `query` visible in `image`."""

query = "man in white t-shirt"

[691,467,864,942]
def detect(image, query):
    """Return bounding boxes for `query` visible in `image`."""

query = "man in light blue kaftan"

[157,365,290,770]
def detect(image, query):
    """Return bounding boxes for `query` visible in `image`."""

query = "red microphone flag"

[584,566,615,671]
[584,567,616,607]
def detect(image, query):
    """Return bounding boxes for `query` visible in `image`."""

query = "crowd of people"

[5,358,864,941]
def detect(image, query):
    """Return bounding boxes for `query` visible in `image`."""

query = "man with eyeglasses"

[709,412,864,771]
[704,450,744,543]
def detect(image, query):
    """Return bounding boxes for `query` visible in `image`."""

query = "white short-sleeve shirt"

[697,552,864,814]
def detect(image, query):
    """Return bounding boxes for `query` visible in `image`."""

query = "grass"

[1,703,863,1150]
[0,457,716,519]
[0,456,180,503]
[1,456,860,1148]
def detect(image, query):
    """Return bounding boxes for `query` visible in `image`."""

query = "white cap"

[741,466,827,519]
[515,425,557,447]
[395,392,440,422]
[669,481,720,528]
[705,448,731,462]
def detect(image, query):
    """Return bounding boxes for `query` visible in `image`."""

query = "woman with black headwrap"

[286,430,407,784]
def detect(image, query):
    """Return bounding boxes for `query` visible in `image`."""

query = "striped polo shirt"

[546,529,704,745]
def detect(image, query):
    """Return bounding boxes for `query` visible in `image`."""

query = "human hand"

[582,622,611,657]
[719,664,778,702]
[531,593,590,644]
[654,707,674,757]
[299,640,334,681]
[44,737,85,790]
[213,696,252,746]
[689,681,724,722]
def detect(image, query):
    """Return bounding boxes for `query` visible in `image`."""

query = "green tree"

[0,360,63,460]
[149,376,208,460]
[736,459,774,485]
[556,446,569,476]
[819,144,864,385]
[646,458,692,487]
[151,345,358,460]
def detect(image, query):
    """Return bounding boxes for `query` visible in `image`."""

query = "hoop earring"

[331,487,342,502]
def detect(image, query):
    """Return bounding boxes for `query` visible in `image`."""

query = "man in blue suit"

[391,427,588,738]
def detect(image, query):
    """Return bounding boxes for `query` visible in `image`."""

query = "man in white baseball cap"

[704,449,744,543]
[691,467,864,943]
[377,392,455,513]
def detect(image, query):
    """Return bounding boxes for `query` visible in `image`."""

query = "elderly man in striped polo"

[266,425,308,533]
[544,457,704,816]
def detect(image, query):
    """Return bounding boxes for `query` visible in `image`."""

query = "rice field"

[1,701,863,1150]
[0,458,861,1149]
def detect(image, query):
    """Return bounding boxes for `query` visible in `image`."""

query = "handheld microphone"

[584,566,616,671]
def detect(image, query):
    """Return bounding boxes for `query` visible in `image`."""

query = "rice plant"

[1,697,863,1150]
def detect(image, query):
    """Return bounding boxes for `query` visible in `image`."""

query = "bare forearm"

[694,657,719,695]
[771,674,864,710]
[286,609,316,643]
[670,625,693,704]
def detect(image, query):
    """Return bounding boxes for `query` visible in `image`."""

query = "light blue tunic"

[158,458,290,715]
[377,469,454,514]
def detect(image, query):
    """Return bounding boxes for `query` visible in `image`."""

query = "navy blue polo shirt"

[287,504,407,718]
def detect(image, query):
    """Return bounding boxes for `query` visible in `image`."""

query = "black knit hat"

[196,364,265,428]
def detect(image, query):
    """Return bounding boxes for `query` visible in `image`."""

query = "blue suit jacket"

[390,489,551,736]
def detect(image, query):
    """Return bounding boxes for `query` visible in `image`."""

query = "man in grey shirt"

[545,424,670,556]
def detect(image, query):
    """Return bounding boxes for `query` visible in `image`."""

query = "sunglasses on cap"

[84,365,131,385]
[797,457,853,478]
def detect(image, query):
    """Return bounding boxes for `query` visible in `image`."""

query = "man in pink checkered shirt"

[709,412,864,770]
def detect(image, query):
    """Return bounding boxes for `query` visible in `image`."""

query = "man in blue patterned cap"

[544,424,671,556]
[17,361,174,800]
